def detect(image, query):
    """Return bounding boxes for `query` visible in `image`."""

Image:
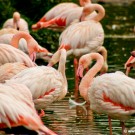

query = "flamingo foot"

[39,109,45,117]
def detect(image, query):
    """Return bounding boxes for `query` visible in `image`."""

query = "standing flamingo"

[77,52,135,135]
[3,12,29,33]
[8,49,67,110]
[125,51,135,75]
[0,31,52,61]
[0,82,57,135]
[57,3,107,98]
[32,2,98,31]
[31,0,92,31]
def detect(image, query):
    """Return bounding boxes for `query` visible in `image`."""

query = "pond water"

[1,2,135,135]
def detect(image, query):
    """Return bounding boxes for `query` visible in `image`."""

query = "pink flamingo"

[0,31,52,61]
[0,44,36,67]
[3,12,29,33]
[58,3,107,98]
[0,82,57,135]
[0,28,18,36]
[32,1,98,31]
[0,62,29,83]
[124,51,135,75]
[8,49,67,111]
[31,0,92,31]
[77,52,135,135]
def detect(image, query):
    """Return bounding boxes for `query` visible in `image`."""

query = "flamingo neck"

[48,49,67,98]
[11,32,31,49]
[79,53,104,101]
[81,4,105,22]
[98,46,108,74]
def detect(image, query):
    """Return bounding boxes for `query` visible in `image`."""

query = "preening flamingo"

[77,52,135,135]
[0,62,29,83]
[31,0,91,31]
[58,3,107,98]
[125,51,135,75]
[32,1,98,31]
[0,31,52,61]
[0,82,57,135]
[8,49,67,110]
[0,44,36,67]
[3,12,29,33]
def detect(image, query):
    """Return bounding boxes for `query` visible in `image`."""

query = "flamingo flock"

[0,1,134,135]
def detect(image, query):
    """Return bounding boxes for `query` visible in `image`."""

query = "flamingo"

[3,11,29,33]
[0,82,57,135]
[0,28,18,36]
[0,62,29,83]
[57,3,107,98]
[77,52,135,135]
[7,49,67,111]
[0,31,52,61]
[31,0,92,31]
[124,51,135,75]
[32,2,98,31]
[0,44,36,67]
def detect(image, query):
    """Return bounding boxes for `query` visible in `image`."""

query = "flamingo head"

[13,12,20,30]
[124,52,135,75]
[77,55,92,78]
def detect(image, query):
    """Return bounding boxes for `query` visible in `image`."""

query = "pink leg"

[74,58,79,101]
[38,109,45,117]
[108,116,112,135]
[120,121,126,135]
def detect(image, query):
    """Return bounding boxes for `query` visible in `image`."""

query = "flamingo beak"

[30,52,36,62]
[77,65,84,78]
[124,56,135,69]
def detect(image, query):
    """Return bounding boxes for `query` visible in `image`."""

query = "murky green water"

[41,3,135,135]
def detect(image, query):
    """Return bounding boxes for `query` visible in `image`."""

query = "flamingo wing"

[89,71,135,119]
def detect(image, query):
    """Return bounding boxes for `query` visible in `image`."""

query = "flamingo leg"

[108,116,113,135]
[120,121,126,135]
[74,58,79,101]
[38,109,45,117]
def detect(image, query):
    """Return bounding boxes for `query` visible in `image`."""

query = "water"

[41,3,135,135]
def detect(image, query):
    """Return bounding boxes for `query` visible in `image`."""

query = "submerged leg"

[74,58,79,101]
[120,121,126,135]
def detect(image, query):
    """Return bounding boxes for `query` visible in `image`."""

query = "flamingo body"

[32,2,79,30]
[8,49,67,109]
[89,71,135,120]
[34,7,97,30]
[0,44,35,67]
[59,20,104,57]
[0,82,57,135]
[0,62,28,83]
[3,12,29,33]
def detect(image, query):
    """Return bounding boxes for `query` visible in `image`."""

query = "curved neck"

[81,3,105,22]
[79,0,91,6]
[10,32,31,48]
[79,53,104,101]
[98,46,108,73]
[48,49,67,86]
